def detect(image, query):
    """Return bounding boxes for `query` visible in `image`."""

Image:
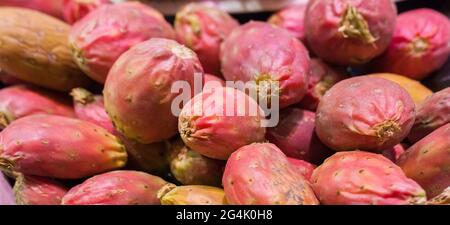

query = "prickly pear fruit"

[315,76,415,152]
[0,114,127,179]
[179,87,266,160]
[104,38,203,144]
[203,73,225,91]
[223,143,319,205]
[0,173,15,205]
[62,170,175,205]
[381,143,407,163]
[312,151,427,205]
[373,9,450,80]
[369,73,433,106]
[0,0,64,19]
[63,0,113,24]
[70,2,176,83]
[13,175,68,205]
[287,158,316,181]
[159,185,226,205]
[398,124,450,198]
[166,138,224,186]
[305,0,397,65]
[428,187,450,205]
[220,21,310,108]
[0,85,75,130]
[298,59,348,111]
[175,3,239,75]
[408,88,450,143]
[268,4,307,41]
[267,108,332,164]
[0,7,93,92]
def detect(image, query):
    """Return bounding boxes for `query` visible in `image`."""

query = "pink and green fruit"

[63,0,113,24]
[315,76,415,152]
[312,151,426,205]
[0,114,127,179]
[268,4,307,41]
[159,185,227,205]
[13,175,68,205]
[287,158,316,181]
[223,143,319,205]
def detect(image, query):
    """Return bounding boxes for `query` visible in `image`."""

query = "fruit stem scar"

[338,4,377,44]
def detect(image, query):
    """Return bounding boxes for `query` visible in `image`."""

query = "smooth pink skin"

[223,143,319,205]
[398,123,450,198]
[408,87,450,143]
[0,173,15,205]
[0,0,64,19]
[14,175,68,205]
[381,143,407,163]
[287,158,316,181]
[268,4,307,41]
[104,38,203,144]
[179,87,266,160]
[62,170,170,205]
[312,151,426,205]
[267,108,332,165]
[374,9,450,80]
[0,114,127,179]
[297,59,348,111]
[73,94,115,134]
[315,76,415,152]
[220,21,310,109]
[70,2,176,83]
[0,85,74,129]
[305,0,397,65]
[175,3,239,75]
[63,0,112,24]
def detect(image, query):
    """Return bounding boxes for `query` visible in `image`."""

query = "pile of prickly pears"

[0,0,449,206]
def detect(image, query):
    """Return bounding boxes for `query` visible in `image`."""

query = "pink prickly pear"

[311,151,427,205]
[63,0,113,24]
[0,0,64,19]
[0,173,15,205]
[268,4,307,41]
[287,158,315,181]
[13,175,68,205]
[0,114,127,179]
[381,143,407,163]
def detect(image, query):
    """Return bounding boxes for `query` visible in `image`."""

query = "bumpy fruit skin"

[13,175,68,205]
[287,158,316,181]
[369,73,433,106]
[397,124,450,198]
[70,2,176,83]
[63,0,113,24]
[0,7,93,92]
[298,59,348,111]
[428,187,450,205]
[0,173,15,205]
[62,170,174,205]
[312,151,427,205]
[316,76,415,152]
[223,143,319,205]
[179,87,266,160]
[268,4,307,41]
[0,114,127,179]
[0,85,75,130]
[408,88,450,143]
[166,138,224,186]
[0,0,64,19]
[175,3,239,75]
[160,185,227,205]
[373,9,450,80]
[381,143,407,163]
[267,108,332,164]
[105,38,203,144]
[305,0,397,65]
[220,21,310,108]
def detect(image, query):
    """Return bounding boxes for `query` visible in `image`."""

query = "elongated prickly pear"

[311,151,426,205]
[428,187,450,205]
[62,170,175,205]
[408,88,450,143]
[220,21,310,108]
[70,2,176,83]
[104,38,203,144]
[63,0,113,24]
[268,4,307,41]
[398,123,450,198]
[0,85,74,130]
[315,76,415,152]
[0,114,127,179]
[179,86,266,160]
[166,138,224,186]
[13,175,68,205]
[287,158,315,181]
[159,185,226,205]
[267,108,332,164]
[175,3,239,75]
[223,143,319,205]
